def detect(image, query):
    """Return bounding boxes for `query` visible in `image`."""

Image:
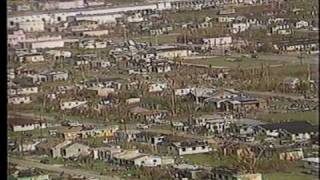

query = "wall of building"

[31,40,65,49]
[18,20,45,32]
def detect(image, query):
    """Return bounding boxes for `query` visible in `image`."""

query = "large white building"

[75,13,123,24]
[8,2,171,28]
[30,40,65,49]
[41,0,85,10]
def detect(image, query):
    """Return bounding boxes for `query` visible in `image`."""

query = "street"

[9,157,121,180]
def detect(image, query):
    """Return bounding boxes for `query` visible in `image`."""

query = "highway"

[9,157,121,180]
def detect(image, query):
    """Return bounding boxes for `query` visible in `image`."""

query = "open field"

[182,53,318,69]
[263,164,317,180]
[252,111,319,125]
[133,33,179,45]
[263,172,316,180]
[181,56,284,68]
[181,153,236,167]
[167,9,219,22]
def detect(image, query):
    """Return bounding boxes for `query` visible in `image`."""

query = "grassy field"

[133,34,178,45]
[253,111,319,125]
[263,167,316,180]
[181,153,236,167]
[167,9,218,23]
[182,56,285,68]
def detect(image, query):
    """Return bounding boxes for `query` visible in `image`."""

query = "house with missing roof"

[36,139,72,158]
[8,117,47,132]
[56,125,119,140]
[14,168,50,180]
[191,114,233,134]
[91,146,123,161]
[129,106,168,122]
[18,140,42,152]
[60,100,88,110]
[8,95,32,105]
[36,140,89,158]
[168,140,212,155]
[172,164,202,180]
[61,143,90,158]
[256,121,318,142]
[301,157,319,176]
[210,166,262,180]
[112,150,162,167]
[134,131,166,146]
[50,141,73,158]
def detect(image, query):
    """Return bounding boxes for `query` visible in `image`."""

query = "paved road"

[243,90,318,102]
[7,112,105,126]
[7,111,138,129]
[145,128,215,140]
[9,157,121,180]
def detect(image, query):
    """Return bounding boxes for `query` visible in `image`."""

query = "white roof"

[302,157,319,163]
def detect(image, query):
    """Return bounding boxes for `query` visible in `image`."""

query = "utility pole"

[123,25,127,42]
[171,79,176,116]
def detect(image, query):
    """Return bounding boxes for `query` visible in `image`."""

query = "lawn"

[182,56,284,68]
[167,9,218,23]
[253,111,319,125]
[133,34,178,45]
[263,171,316,180]
[181,153,236,167]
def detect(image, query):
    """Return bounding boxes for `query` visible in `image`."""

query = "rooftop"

[113,150,147,160]
[8,117,43,126]
[260,121,317,134]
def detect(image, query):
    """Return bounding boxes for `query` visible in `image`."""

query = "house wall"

[157,50,191,59]
[12,122,46,132]
[148,83,167,92]
[175,145,212,155]
[97,88,115,97]
[51,148,61,158]
[18,141,41,152]
[24,55,45,62]
[17,87,39,95]
[61,132,79,140]
[237,173,262,180]
[76,14,122,24]
[83,30,109,36]
[60,101,88,110]
[18,20,45,32]
[31,40,65,49]
[203,37,233,48]
[265,129,280,137]
[303,160,319,175]
[206,122,230,133]
[232,23,250,34]
[8,96,32,105]
[17,174,50,180]
[126,98,141,104]
[8,30,26,46]
[291,133,311,142]
[211,172,262,180]
[51,73,69,81]
[134,156,162,167]
[218,16,235,23]
[279,149,304,160]
[62,144,89,158]
[175,88,193,96]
